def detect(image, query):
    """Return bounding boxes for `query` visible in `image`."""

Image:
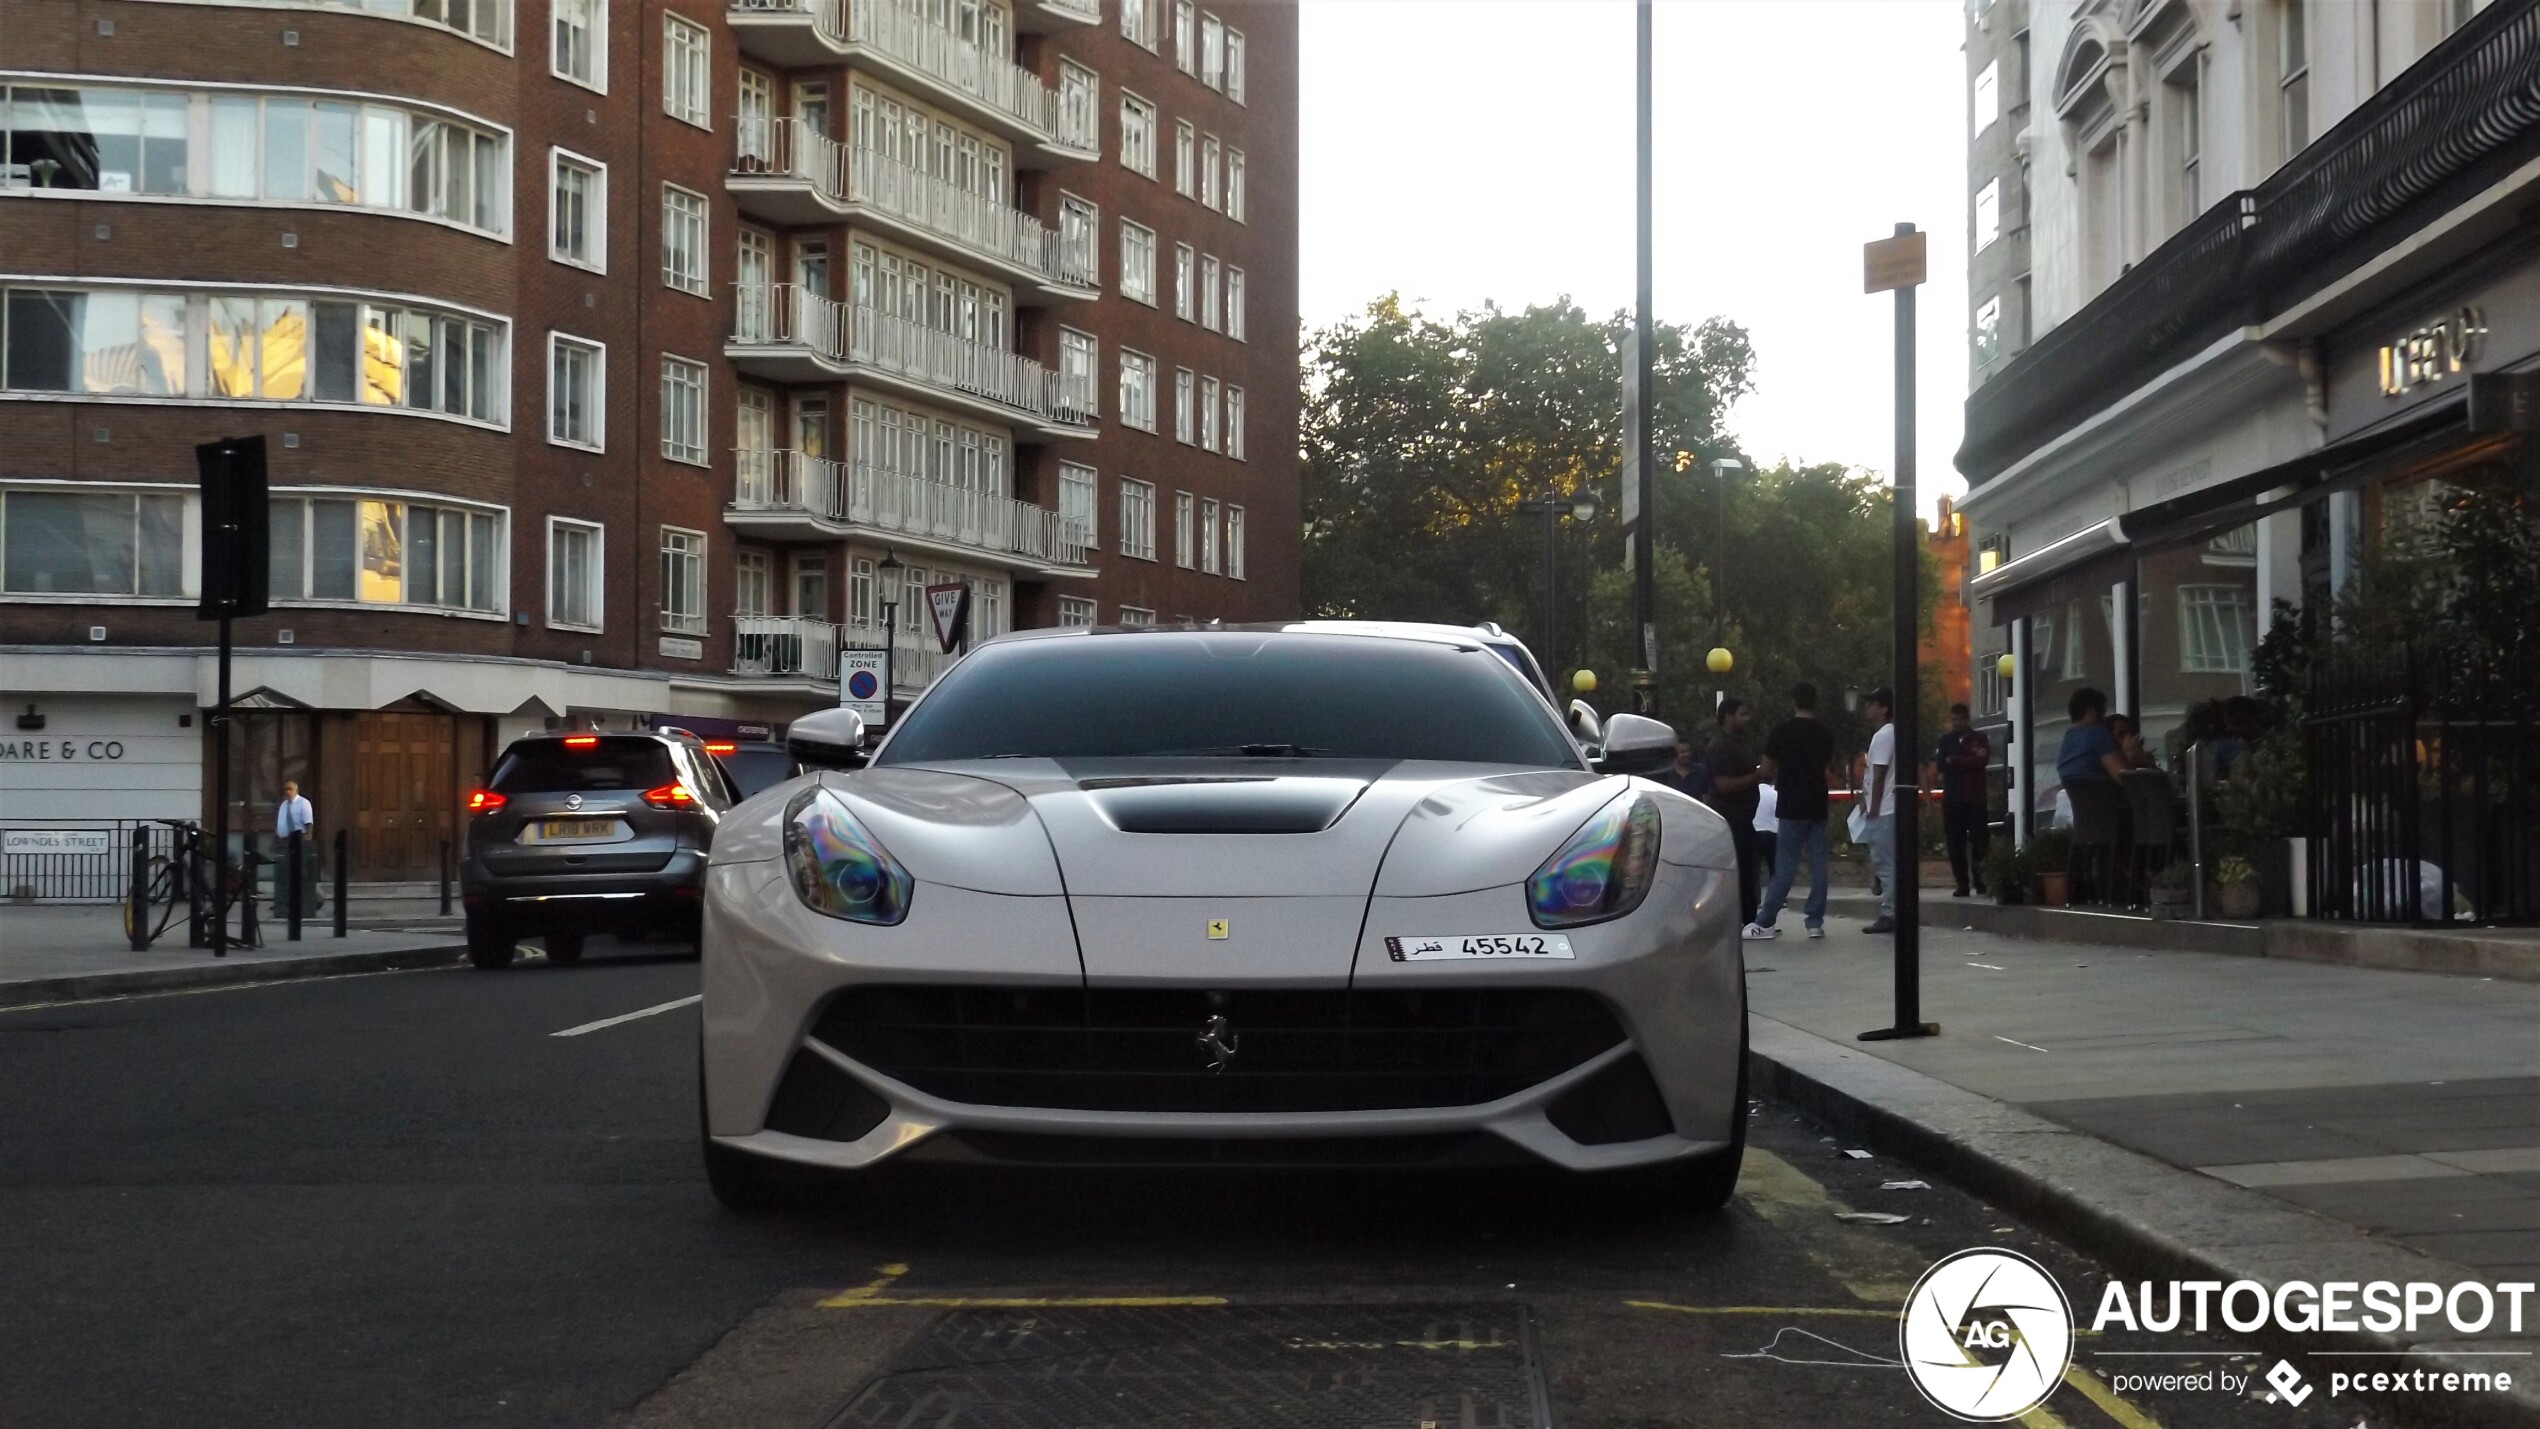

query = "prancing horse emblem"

[1195,1013,1240,1073]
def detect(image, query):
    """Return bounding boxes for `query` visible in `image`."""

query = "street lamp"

[878,549,904,726]
[1515,487,1600,670]
[1710,457,1744,705]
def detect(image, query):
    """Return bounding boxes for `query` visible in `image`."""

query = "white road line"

[1965,961,2006,970]
[551,994,701,1038]
[1993,1034,2051,1053]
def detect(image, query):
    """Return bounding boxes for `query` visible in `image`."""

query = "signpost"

[196,436,269,959]
[839,650,887,726]
[1861,226,1938,1044]
[925,581,972,655]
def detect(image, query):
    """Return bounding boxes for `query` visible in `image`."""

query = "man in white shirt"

[273,780,319,918]
[274,780,314,841]
[1860,689,1899,935]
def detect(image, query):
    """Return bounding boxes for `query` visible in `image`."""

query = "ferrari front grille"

[810,985,1627,1113]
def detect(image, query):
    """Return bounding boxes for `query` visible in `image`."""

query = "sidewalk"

[0,903,466,1006]
[1750,896,2540,1282]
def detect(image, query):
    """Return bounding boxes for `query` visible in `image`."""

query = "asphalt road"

[0,949,2376,1429]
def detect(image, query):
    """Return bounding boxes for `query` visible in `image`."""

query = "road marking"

[1629,1301,1898,1319]
[1734,1148,1927,1303]
[549,994,700,1038]
[819,1262,1227,1311]
[1994,1035,2052,1053]
[1967,961,2006,970]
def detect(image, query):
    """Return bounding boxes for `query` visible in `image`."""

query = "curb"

[1747,1014,2540,1429]
[0,944,467,1009]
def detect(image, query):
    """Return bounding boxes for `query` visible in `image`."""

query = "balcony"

[729,450,1095,572]
[1014,0,1099,32]
[727,0,1087,162]
[727,283,1095,438]
[733,615,840,685]
[727,118,1095,300]
[838,621,950,693]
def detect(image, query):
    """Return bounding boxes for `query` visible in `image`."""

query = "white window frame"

[1119,604,1157,628]
[1058,594,1097,627]
[1119,219,1158,305]
[548,148,606,272]
[1173,242,1196,321]
[1060,193,1100,285]
[1199,253,1220,331]
[1226,266,1246,341]
[1119,349,1159,432]
[1200,10,1225,89]
[1173,0,1197,74]
[2177,585,2255,675]
[1225,28,1246,104]
[1225,147,1245,222]
[547,331,605,451]
[1058,60,1100,153]
[1119,477,1157,560]
[735,548,771,618]
[1224,385,1244,460]
[1225,504,1245,580]
[1173,490,1195,568]
[662,183,709,296]
[551,0,606,93]
[1121,0,1156,48]
[1174,367,1195,443]
[1974,295,2003,364]
[1973,59,1999,135]
[1059,460,1098,549]
[1173,119,1195,197]
[1199,374,1219,452]
[1198,496,1220,574]
[660,354,708,465]
[1060,326,1099,417]
[546,515,604,631]
[1119,91,1158,179]
[1199,133,1221,210]
[659,525,707,634]
[664,13,712,129]
[1975,177,2000,252]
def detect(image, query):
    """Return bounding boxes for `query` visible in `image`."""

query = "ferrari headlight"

[783,786,912,926]
[1527,793,1662,929]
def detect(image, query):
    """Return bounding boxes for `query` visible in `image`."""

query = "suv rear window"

[489,738,677,793]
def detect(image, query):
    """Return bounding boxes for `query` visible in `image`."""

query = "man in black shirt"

[1748,682,1837,939]
[1702,698,1763,926]
[1934,702,1993,897]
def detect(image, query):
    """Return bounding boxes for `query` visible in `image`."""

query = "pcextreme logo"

[1900,1248,2076,1422]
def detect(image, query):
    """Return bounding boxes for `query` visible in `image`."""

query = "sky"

[1297,0,1970,515]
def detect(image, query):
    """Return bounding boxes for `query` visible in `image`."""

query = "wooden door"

[352,712,455,880]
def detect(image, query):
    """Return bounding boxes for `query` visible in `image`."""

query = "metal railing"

[733,615,841,681]
[730,284,1084,428]
[2,819,182,903]
[841,620,950,689]
[730,0,1054,136]
[730,450,1093,565]
[1961,1,2540,481]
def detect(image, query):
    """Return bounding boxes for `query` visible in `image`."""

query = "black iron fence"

[1,820,185,903]
[2304,649,2539,924]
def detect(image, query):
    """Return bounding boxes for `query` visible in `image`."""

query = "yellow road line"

[1732,1148,1926,1304]
[1628,1301,1900,1320]
[2061,1363,2166,1429]
[817,1262,1226,1311]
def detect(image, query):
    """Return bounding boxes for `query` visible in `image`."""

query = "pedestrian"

[1859,688,1899,935]
[1655,739,1710,800]
[1934,703,1992,898]
[1702,698,1764,927]
[272,779,321,917]
[2058,688,2129,903]
[1745,682,1837,941]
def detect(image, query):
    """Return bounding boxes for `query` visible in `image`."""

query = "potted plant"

[2213,856,2261,919]
[2025,828,2073,906]
[2147,860,2195,920]
[1982,837,2026,906]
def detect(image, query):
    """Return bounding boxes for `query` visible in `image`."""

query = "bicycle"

[122,822,263,949]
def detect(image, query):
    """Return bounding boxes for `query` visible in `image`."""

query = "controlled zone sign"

[839,650,886,724]
[926,581,971,654]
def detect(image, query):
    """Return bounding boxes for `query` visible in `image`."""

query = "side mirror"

[1595,713,1678,776]
[787,707,869,770]
[1567,699,1605,751]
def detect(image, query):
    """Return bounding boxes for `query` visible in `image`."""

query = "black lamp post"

[878,549,903,726]
[1516,488,1601,668]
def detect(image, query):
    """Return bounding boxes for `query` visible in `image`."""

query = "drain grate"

[828,1302,1553,1429]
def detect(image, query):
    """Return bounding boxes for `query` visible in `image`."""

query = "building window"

[1122,0,1155,48]
[1198,497,1221,574]
[1973,60,1998,135]
[1120,220,1157,304]
[1199,374,1219,452]
[1198,254,1221,331]
[549,149,605,271]
[1225,267,1246,341]
[1174,120,1195,197]
[552,0,604,91]
[1225,505,1245,580]
[1059,327,1098,418]
[1059,594,1097,627]
[660,355,707,464]
[1059,461,1098,548]
[1200,11,1226,88]
[1120,92,1157,178]
[1974,178,2000,252]
[1174,243,1196,321]
[1120,349,1158,431]
[1060,194,1099,286]
[1226,29,1246,103]
[1174,490,1195,567]
[2177,68,2202,216]
[253,494,505,610]
[735,548,770,617]
[1174,367,1194,443]
[1973,296,2002,364]
[1226,148,1245,222]
[660,526,706,634]
[1119,477,1157,560]
[663,15,711,128]
[1199,133,1220,210]
[1173,0,1197,74]
[0,487,189,597]
[547,517,602,629]
[662,185,709,295]
[1057,61,1099,153]
[1119,604,1156,628]
[548,332,603,450]
[1224,385,1244,460]
[2178,586,2254,674]
[2279,0,2310,158]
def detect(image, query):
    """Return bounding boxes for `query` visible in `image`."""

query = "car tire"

[465,912,514,970]
[545,931,586,965]
[702,1136,795,1216]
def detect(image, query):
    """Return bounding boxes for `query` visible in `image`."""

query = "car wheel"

[702,1136,795,1216]
[465,911,514,970]
[545,931,586,965]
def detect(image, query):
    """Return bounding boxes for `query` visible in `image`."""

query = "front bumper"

[699,858,1745,1173]
[463,848,707,933]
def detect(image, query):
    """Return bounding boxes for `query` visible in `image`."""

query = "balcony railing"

[840,621,951,690]
[733,615,840,681]
[731,0,1053,137]
[731,450,1093,566]
[1960,0,2540,483]
[731,283,1087,429]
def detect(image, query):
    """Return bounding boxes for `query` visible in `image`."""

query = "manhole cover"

[829,1302,1551,1428]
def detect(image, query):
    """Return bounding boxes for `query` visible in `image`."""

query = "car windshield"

[715,747,796,799]
[488,738,678,793]
[878,633,1580,767]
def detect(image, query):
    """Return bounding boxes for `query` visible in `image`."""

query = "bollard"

[333,828,349,937]
[237,836,260,949]
[184,826,208,949]
[128,828,150,952]
[287,831,304,941]
[438,837,452,916]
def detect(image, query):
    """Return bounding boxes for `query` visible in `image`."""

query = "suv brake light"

[467,789,507,813]
[643,782,696,809]
[704,741,737,754]
[563,735,599,749]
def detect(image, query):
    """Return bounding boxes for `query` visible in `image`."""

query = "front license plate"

[534,818,620,841]
[1385,934,1576,962]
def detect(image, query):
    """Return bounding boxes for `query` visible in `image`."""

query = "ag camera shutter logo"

[1901,1248,2075,1421]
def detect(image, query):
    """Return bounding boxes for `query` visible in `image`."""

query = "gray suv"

[459,731,734,968]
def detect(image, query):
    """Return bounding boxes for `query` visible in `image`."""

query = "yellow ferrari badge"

[1206,919,1229,940]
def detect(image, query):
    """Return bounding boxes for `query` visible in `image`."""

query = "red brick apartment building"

[0,0,1297,881]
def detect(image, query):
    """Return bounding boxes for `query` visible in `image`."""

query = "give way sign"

[926,581,971,653]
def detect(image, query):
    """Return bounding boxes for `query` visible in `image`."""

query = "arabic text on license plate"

[1385,934,1576,961]
[539,819,617,840]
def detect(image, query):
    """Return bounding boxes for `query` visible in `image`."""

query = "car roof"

[980,620,1502,652]
[508,729,704,748]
